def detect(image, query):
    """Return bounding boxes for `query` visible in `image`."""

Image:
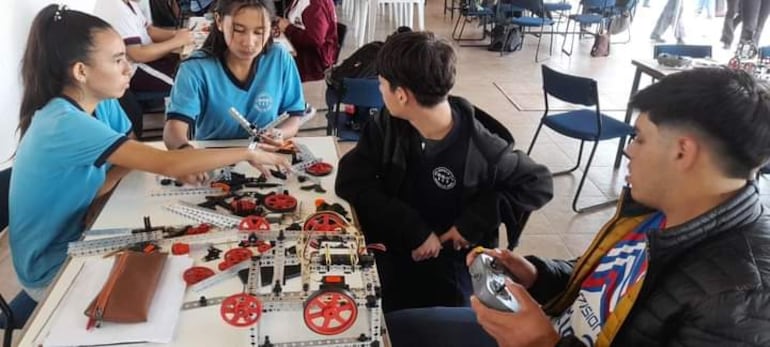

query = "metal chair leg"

[535,26,543,62]
[452,13,464,39]
[573,141,618,213]
[535,25,555,62]
[552,140,584,175]
[561,19,575,57]
[527,121,546,155]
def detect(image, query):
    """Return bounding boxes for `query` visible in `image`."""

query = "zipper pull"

[86,307,103,330]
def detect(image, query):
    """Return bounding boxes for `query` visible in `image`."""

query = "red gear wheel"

[303,290,358,335]
[303,212,348,232]
[219,248,253,270]
[264,194,298,212]
[238,215,270,231]
[305,162,334,176]
[220,293,262,327]
[183,266,215,286]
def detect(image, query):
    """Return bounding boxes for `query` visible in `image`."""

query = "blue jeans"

[651,0,685,40]
[697,0,713,16]
[386,307,498,347]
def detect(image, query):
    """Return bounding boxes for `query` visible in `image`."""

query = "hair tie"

[53,4,67,22]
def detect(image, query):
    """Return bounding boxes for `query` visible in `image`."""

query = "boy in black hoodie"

[335,31,553,313]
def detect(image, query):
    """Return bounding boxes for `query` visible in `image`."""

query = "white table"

[18,137,388,347]
[366,0,425,44]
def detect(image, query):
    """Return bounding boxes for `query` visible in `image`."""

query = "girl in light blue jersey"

[163,0,306,153]
[10,5,288,301]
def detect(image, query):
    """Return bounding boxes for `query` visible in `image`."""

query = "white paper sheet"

[44,255,193,347]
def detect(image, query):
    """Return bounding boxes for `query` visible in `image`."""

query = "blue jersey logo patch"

[254,93,273,112]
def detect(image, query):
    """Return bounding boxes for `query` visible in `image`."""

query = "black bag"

[326,26,411,93]
[590,31,610,57]
[326,41,383,93]
[488,26,522,52]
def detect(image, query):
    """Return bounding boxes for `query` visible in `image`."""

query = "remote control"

[469,253,520,312]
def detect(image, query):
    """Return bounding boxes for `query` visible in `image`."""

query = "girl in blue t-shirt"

[10,5,289,301]
[163,0,306,152]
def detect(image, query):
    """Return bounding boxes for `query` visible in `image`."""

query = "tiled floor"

[4,0,770,342]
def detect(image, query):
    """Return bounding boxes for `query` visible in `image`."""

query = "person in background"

[94,0,195,135]
[695,0,714,17]
[163,0,306,185]
[721,0,743,49]
[10,4,288,302]
[149,0,182,28]
[650,0,686,44]
[275,0,339,82]
[739,0,770,48]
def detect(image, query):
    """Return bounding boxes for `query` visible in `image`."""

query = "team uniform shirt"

[94,0,174,85]
[9,97,131,289]
[553,212,666,346]
[167,45,306,140]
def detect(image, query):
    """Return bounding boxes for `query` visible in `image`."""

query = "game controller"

[469,253,520,312]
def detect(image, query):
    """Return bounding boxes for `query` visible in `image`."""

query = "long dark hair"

[18,5,113,140]
[199,0,276,60]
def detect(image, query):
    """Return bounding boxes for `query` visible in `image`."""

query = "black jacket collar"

[616,182,763,263]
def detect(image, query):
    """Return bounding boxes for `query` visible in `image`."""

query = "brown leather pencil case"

[84,251,167,329]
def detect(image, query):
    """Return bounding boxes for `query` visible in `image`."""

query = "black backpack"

[326,26,412,93]
[488,26,522,52]
[326,41,383,93]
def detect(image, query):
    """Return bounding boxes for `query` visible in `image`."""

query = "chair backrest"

[0,167,9,231]
[341,78,385,109]
[582,0,616,12]
[541,65,599,107]
[759,46,770,60]
[653,44,712,58]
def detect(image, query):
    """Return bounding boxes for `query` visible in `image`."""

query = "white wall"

[0,0,97,169]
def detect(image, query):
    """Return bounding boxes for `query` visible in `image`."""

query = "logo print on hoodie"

[433,167,456,190]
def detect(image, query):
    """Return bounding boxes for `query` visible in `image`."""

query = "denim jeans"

[386,307,498,347]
